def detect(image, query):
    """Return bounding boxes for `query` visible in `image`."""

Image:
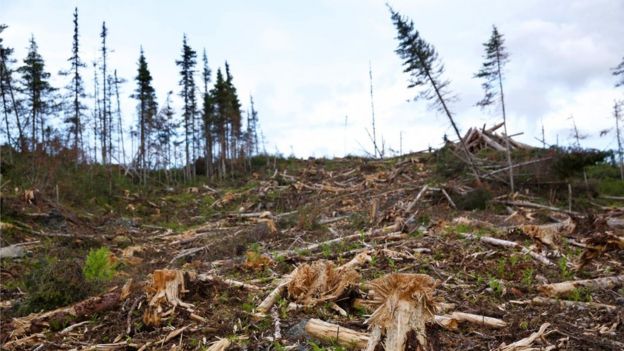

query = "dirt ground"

[1,155,623,350]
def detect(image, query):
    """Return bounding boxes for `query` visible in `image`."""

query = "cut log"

[538,275,624,297]
[305,318,369,349]
[448,312,507,328]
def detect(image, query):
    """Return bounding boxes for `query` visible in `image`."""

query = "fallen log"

[460,233,554,267]
[538,275,624,297]
[3,285,127,344]
[528,296,617,311]
[305,318,369,349]
[446,312,507,328]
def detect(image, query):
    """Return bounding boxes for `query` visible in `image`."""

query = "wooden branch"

[196,273,261,291]
[305,318,369,349]
[529,297,617,311]
[440,188,457,209]
[404,185,429,213]
[538,275,624,297]
[256,277,291,314]
[497,323,551,351]
[497,200,580,216]
[460,233,554,266]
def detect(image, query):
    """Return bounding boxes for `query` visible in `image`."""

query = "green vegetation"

[558,256,573,280]
[83,247,116,284]
[521,267,534,288]
[20,256,92,314]
[488,276,504,296]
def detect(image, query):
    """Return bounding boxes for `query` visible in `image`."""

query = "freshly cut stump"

[366,273,438,351]
[287,259,360,306]
[143,269,193,326]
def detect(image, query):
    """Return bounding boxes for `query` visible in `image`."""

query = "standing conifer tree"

[201,49,213,177]
[388,6,480,182]
[176,34,197,180]
[224,62,242,162]
[132,48,157,183]
[61,7,87,161]
[475,25,513,192]
[246,95,259,156]
[1,24,26,151]
[99,22,109,163]
[211,68,228,178]
[18,35,56,152]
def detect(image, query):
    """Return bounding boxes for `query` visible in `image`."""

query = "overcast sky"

[2,0,623,157]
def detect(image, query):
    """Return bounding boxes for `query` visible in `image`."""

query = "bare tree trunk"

[369,62,380,158]
[7,78,26,152]
[614,101,624,180]
[496,49,514,193]
[421,62,481,183]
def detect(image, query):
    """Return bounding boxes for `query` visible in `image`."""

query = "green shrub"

[552,148,611,179]
[456,188,492,210]
[20,256,91,314]
[83,247,116,283]
[434,146,466,179]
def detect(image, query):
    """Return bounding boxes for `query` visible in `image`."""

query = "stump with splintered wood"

[287,259,360,306]
[365,273,439,351]
[143,269,194,327]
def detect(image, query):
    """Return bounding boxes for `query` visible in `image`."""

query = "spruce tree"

[175,34,197,180]
[246,95,259,156]
[18,35,56,152]
[613,56,624,88]
[224,62,242,161]
[61,7,87,160]
[475,25,513,192]
[100,22,108,163]
[211,68,228,178]
[388,6,480,182]
[158,91,176,174]
[1,24,26,151]
[201,49,213,177]
[132,48,157,182]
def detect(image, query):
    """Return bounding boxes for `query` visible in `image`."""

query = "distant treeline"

[0,8,262,183]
